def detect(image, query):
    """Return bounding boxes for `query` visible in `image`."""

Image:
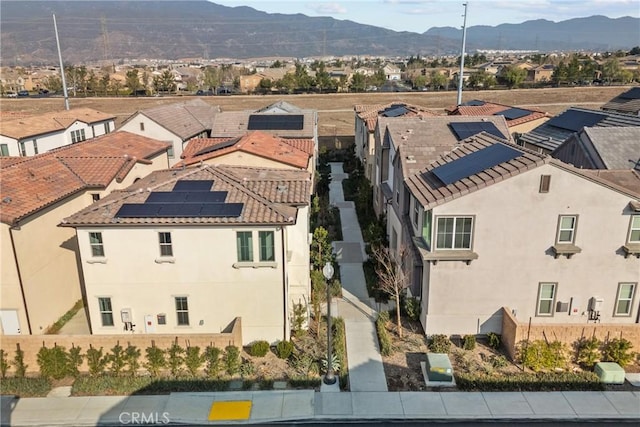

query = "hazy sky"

[212,0,640,33]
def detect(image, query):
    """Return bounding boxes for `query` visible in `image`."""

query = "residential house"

[0,108,115,157]
[517,107,640,154]
[383,64,402,81]
[526,64,555,83]
[0,132,171,335]
[552,127,640,171]
[445,100,551,136]
[177,131,315,176]
[61,164,312,344]
[119,99,220,166]
[354,103,438,181]
[399,133,640,335]
[601,87,640,116]
[372,115,511,220]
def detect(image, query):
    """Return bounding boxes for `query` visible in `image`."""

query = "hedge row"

[455,371,604,392]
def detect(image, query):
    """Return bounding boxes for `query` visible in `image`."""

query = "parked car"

[17,90,29,97]
[5,91,17,98]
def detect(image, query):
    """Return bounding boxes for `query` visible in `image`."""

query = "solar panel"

[431,143,523,185]
[498,108,531,120]
[619,87,640,100]
[463,100,486,106]
[200,203,244,217]
[158,204,203,217]
[173,180,214,192]
[146,191,228,203]
[247,114,304,131]
[116,204,161,218]
[546,109,606,132]
[382,106,409,117]
[449,122,506,141]
[194,138,239,156]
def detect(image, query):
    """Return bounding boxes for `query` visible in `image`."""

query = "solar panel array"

[115,179,243,219]
[620,87,640,100]
[431,143,523,185]
[247,114,304,130]
[449,122,506,141]
[381,105,409,117]
[498,108,531,120]
[194,138,239,157]
[546,109,606,132]
[463,100,486,106]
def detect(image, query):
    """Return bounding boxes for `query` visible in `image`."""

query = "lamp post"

[322,261,336,385]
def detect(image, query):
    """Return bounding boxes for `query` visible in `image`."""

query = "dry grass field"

[0,86,631,137]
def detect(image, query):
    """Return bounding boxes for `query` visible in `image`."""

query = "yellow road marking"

[208,400,252,421]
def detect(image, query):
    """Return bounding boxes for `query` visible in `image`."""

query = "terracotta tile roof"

[123,99,219,140]
[406,133,548,209]
[0,111,31,120]
[0,157,25,168]
[445,100,550,127]
[0,131,170,225]
[61,164,312,227]
[0,108,115,140]
[177,131,312,169]
[355,102,440,132]
[181,137,234,159]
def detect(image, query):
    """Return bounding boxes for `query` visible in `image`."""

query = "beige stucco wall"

[199,151,306,171]
[510,117,550,135]
[0,224,27,333]
[418,163,640,336]
[77,219,309,344]
[119,114,185,166]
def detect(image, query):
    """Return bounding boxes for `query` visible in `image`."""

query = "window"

[175,297,189,326]
[91,193,100,202]
[139,122,145,131]
[0,144,9,156]
[104,122,110,133]
[89,232,104,257]
[167,146,175,159]
[614,283,636,316]
[557,215,577,244]
[33,139,38,155]
[412,198,420,226]
[536,283,556,316]
[259,231,275,261]
[422,210,432,247]
[435,216,473,250]
[539,175,551,193]
[628,215,640,243]
[98,297,114,326]
[71,129,86,144]
[159,232,173,257]
[19,141,26,156]
[236,231,253,262]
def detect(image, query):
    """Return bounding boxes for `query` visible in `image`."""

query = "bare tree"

[372,245,411,338]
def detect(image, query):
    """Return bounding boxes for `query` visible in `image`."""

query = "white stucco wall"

[418,163,640,335]
[119,114,186,166]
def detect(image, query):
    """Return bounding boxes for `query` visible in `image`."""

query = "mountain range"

[1,1,637,65]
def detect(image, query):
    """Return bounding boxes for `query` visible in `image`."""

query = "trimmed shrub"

[486,332,501,350]
[602,338,634,367]
[37,345,70,380]
[224,345,241,376]
[455,371,603,392]
[429,334,451,354]
[12,344,27,378]
[144,345,165,377]
[574,336,601,368]
[72,376,230,396]
[248,340,270,357]
[376,311,392,356]
[86,346,108,377]
[463,335,477,351]
[489,355,508,369]
[68,346,83,378]
[0,349,9,378]
[167,342,185,377]
[107,344,126,376]
[518,340,568,372]
[275,340,294,360]
[124,344,141,376]
[204,346,222,379]
[0,377,52,397]
[185,346,205,377]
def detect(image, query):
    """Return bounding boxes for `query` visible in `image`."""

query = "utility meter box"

[588,297,604,311]
[120,308,132,323]
[594,362,625,384]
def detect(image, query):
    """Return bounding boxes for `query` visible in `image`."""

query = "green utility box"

[594,362,625,384]
[425,353,454,382]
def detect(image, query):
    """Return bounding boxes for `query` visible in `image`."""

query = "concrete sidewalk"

[328,162,388,392]
[3,390,639,425]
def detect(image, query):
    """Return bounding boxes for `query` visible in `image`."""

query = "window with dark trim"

[139,122,145,131]
[175,297,189,326]
[0,144,9,156]
[259,231,275,261]
[98,297,114,326]
[539,175,551,193]
[89,232,105,257]
[159,232,173,257]
[236,231,253,262]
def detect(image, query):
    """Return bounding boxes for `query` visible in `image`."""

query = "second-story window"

[556,215,577,244]
[89,232,105,257]
[628,215,640,243]
[0,144,9,156]
[259,231,275,262]
[236,231,253,262]
[71,129,86,144]
[435,216,473,250]
[159,232,173,257]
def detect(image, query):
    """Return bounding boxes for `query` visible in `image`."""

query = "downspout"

[281,226,289,341]
[9,225,32,334]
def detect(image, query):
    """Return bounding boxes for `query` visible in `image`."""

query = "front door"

[0,310,21,334]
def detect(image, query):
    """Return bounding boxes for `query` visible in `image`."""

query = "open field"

[0,86,632,137]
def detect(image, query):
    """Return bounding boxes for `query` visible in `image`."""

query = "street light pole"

[322,261,336,385]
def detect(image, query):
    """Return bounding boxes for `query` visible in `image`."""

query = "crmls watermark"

[119,412,170,424]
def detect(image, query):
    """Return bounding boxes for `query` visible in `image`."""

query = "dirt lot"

[0,86,630,137]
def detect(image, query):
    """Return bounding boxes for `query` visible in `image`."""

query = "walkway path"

[328,162,388,392]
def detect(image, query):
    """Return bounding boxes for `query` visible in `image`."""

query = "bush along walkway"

[328,162,388,392]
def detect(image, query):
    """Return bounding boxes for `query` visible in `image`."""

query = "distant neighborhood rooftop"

[601,87,640,116]
[355,102,439,132]
[445,99,550,128]
[0,108,114,140]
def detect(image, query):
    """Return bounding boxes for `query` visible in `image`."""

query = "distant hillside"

[1,1,637,65]
[425,16,639,51]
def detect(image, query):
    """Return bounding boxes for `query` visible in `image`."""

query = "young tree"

[501,65,527,88]
[350,72,366,92]
[429,71,447,91]
[372,245,410,338]
[126,69,140,94]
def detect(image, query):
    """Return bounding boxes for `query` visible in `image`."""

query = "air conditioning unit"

[588,297,603,312]
[120,308,132,323]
